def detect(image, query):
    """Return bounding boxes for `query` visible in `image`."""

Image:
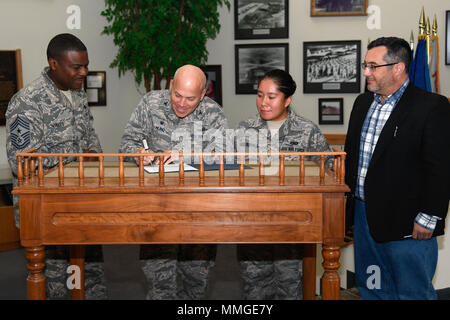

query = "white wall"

[1,0,449,159]
[209,0,450,129]
[0,0,142,167]
[1,0,449,289]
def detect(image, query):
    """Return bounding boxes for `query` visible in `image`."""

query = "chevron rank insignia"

[10,116,30,149]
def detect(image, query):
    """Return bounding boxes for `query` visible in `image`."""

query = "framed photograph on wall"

[235,43,289,94]
[303,40,361,93]
[200,65,223,106]
[310,0,368,17]
[234,0,288,39]
[318,98,343,124]
[446,10,450,65]
[0,49,23,125]
[84,71,106,106]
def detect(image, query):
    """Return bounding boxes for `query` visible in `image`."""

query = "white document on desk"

[144,163,198,174]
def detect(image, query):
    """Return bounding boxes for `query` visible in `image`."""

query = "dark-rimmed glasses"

[361,62,398,71]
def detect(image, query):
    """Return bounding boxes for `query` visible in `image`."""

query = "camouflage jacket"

[6,68,102,176]
[236,108,333,168]
[119,90,228,158]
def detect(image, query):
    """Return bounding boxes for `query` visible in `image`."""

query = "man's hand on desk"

[82,149,98,162]
[134,148,179,166]
[153,150,179,165]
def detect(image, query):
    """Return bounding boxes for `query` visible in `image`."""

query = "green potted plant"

[101,0,230,92]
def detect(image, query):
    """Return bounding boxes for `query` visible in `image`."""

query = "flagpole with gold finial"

[410,30,414,51]
[432,14,437,37]
[426,17,431,64]
[431,14,440,94]
[419,6,426,37]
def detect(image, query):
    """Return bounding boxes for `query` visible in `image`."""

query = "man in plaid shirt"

[345,37,450,299]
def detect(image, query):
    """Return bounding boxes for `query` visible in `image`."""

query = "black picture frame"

[200,65,223,106]
[235,43,289,94]
[83,71,106,106]
[310,0,368,17]
[0,50,22,126]
[234,0,288,39]
[303,40,361,94]
[318,98,343,124]
[446,11,450,65]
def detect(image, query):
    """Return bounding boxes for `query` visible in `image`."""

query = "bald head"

[170,65,207,118]
[173,65,207,90]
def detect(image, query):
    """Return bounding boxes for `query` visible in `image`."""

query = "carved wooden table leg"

[26,246,46,300]
[302,243,317,300]
[70,245,85,300]
[321,244,341,300]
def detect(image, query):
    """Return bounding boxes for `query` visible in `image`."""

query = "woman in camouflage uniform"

[236,69,332,299]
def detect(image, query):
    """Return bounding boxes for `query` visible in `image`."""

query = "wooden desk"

[13,151,349,300]
[0,166,19,252]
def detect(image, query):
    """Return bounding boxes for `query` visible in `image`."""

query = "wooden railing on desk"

[16,150,347,189]
[14,150,349,300]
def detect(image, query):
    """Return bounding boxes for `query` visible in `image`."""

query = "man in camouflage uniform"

[236,107,332,300]
[119,64,227,299]
[5,33,106,300]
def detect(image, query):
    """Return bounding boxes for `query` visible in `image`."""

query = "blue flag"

[409,38,431,92]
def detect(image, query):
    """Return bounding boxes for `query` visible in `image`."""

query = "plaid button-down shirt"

[356,79,439,231]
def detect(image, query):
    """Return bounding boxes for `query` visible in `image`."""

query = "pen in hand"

[142,139,149,151]
[142,139,173,165]
[153,150,172,165]
[135,139,153,166]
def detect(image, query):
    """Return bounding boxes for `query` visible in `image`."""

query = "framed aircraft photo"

[235,43,289,94]
[234,0,289,39]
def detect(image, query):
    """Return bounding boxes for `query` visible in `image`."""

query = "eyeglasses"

[361,62,398,71]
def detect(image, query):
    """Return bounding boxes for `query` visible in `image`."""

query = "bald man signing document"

[119,64,228,299]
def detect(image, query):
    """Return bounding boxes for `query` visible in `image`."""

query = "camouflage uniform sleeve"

[234,116,262,154]
[236,119,250,131]
[201,99,229,152]
[234,119,250,152]
[307,125,334,170]
[309,125,332,152]
[5,93,50,176]
[205,100,228,132]
[119,97,152,155]
[80,96,102,152]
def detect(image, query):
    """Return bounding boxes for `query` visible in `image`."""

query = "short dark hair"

[46,33,87,60]
[367,37,412,73]
[259,69,297,98]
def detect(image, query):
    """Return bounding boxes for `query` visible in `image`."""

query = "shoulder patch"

[10,116,30,150]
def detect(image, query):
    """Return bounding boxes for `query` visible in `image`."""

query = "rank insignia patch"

[10,116,30,149]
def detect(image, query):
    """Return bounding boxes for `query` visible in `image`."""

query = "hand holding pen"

[134,139,155,166]
[153,150,179,165]
[134,139,178,166]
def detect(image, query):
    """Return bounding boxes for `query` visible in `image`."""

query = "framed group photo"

[446,10,450,65]
[234,0,288,39]
[310,0,368,17]
[235,43,289,94]
[303,40,361,94]
[318,98,343,124]
[200,65,223,106]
